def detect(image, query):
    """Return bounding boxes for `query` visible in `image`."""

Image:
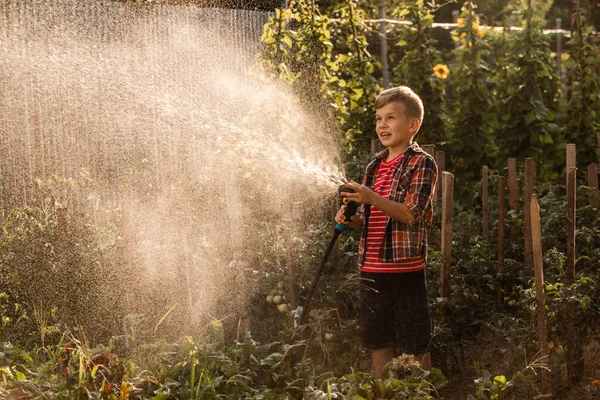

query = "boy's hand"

[340,181,377,205]
[335,205,363,231]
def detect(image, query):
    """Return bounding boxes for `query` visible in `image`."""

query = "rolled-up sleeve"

[403,156,438,223]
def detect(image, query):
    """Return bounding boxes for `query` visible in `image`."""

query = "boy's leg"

[395,270,432,370]
[360,272,396,377]
[372,346,394,378]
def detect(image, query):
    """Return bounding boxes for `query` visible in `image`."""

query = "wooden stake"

[566,143,576,187]
[567,167,576,285]
[482,166,489,237]
[588,163,599,220]
[435,151,445,202]
[507,158,519,213]
[566,144,576,284]
[524,158,535,266]
[440,172,454,300]
[597,132,600,164]
[497,176,505,307]
[371,138,381,156]
[531,194,550,394]
[422,144,435,158]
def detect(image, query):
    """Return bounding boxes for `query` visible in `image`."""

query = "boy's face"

[375,102,419,152]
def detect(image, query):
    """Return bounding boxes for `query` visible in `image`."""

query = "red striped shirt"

[361,152,426,273]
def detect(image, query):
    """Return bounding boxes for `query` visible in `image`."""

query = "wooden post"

[556,18,564,104]
[524,158,535,266]
[379,3,389,89]
[566,147,583,384]
[597,132,600,164]
[497,176,505,307]
[422,144,435,158]
[440,172,454,300]
[371,138,381,156]
[482,166,489,237]
[566,143,576,188]
[567,167,576,285]
[588,163,599,220]
[530,194,550,394]
[507,158,519,213]
[566,144,576,284]
[435,151,445,202]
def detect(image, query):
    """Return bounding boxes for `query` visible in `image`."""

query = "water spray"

[298,185,358,325]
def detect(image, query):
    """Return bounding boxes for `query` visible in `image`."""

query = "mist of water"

[0,0,347,336]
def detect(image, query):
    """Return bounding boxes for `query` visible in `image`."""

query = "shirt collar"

[374,142,422,161]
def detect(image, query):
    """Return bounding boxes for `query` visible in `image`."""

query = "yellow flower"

[457,18,466,28]
[433,64,450,79]
[473,23,484,37]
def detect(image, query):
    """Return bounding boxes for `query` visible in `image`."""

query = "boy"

[336,86,437,377]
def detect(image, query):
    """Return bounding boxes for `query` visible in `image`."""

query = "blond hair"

[375,86,424,122]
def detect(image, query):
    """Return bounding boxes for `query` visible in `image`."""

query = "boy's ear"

[410,119,421,133]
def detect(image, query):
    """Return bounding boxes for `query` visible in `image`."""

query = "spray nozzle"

[336,185,359,232]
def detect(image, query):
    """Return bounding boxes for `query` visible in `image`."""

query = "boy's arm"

[400,156,437,223]
[370,195,416,224]
[343,156,437,224]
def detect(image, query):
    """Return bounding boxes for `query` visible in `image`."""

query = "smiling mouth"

[380,132,391,138]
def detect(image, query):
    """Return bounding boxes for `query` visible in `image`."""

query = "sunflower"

[433,64,450,79]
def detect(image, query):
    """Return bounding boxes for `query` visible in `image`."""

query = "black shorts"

[360,269,431,355]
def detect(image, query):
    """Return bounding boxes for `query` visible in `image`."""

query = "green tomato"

[266,295,274,304]
[277,303,289,313]
[554,345,564,356]
[273,295,283,304]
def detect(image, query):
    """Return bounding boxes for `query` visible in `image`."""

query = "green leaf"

[12,367,26,381]
[19,353,33,364]
[539,133,554,144]
[351,88,364,101]
[260,352,283,366]
[524,111,537,125]
[155,303,178,334]
[262,35,276,44]
[149,394,169,400]
[282,35,293,48]
[0,366,13,378]
[493,375,507,387]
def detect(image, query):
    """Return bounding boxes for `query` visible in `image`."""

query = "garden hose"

[298,186,358,325]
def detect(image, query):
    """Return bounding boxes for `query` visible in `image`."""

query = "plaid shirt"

[358,143,438,268]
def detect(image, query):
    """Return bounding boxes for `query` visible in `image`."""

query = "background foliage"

[1,0,600,399]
